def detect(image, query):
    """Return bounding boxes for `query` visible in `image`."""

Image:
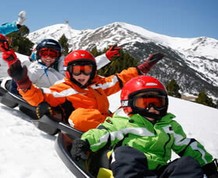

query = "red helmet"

[64,50,96,67]
[64,50,97,86]
[120,75,168,120]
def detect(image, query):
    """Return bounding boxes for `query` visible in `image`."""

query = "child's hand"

[17,10,26,25]
[106,44,121,60]
[2,49,18,66]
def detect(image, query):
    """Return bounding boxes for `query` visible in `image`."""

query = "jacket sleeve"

[171,120,214,167]
[95,53,111,70]
[81,128,110,152]
[0,22,19,35]
[81,115,128,152]
[19,83,66,107]
[95,67,140,96]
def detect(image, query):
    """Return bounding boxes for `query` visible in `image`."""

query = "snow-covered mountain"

[27,22,218,100]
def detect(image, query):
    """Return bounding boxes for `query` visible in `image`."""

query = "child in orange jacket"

[2,47,164,131]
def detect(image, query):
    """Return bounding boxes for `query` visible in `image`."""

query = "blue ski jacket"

[0,21,19,35]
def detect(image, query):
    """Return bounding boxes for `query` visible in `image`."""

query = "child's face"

[70,64,93,86]
[38,48,59,66]
[72,74,90,86]
[41,56,56,67]
[146,107,160,121]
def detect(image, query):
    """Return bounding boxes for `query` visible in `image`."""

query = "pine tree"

[7,25,33,55]
[58,34,69,55]
[195,91,216,108]
[90,46,102,57]
[166,79,181,98]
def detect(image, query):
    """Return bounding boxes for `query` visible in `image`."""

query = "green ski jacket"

[81,113,213,170]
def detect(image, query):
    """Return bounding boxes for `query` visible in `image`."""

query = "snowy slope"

[0,92,218,178]
[0,104,73,178]
[0,39,218,177]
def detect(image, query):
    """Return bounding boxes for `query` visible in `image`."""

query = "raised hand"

[106,44,121,60]
[17,10,26,26]
[0,34,10,52]
[7,60,32,90]
[2,49,18,66]
[137,52,165,74]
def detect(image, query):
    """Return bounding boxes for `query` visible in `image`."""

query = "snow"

[0,92,218,178]
[28,24,80,44]
[0,53,218,178]
[0,86,218,178]
[0,105,73,178]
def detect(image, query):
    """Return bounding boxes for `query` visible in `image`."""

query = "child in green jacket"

[71,75,218,178]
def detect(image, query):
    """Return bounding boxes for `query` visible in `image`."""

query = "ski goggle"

[133,92,166,110]
[70,64,93,76]
[39,48,60,59]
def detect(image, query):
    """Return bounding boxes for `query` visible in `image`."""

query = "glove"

[0,34,9,52]
[137,52,164,74]
[36,102,67,122]
[16,10,26,26]
[7,60,32,90]
[202,160,218,178]
[70,139,90,161]
[36,102,53,119]
[105,44,121,60]
[0,41,10,52]
[2,49,18,66]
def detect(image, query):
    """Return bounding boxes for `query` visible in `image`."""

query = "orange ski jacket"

[19,67,141,131]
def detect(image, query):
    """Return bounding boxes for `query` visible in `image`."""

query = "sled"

[0,77,82,137]
[0,77,19,108]
[55,132,113,178]
[55,132,161,178]
[34,115,83,138]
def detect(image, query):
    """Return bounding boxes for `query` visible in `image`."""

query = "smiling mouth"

[78,79,85,82]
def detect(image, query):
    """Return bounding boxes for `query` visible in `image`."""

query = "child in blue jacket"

[0,11,26,35]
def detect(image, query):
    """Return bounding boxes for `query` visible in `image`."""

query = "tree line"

[6,25,217,109]
[165,79,217,108]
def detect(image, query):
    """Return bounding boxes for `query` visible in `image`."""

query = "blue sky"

[1,0,218,39]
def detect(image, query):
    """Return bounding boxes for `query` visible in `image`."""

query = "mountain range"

[27,22,218,101]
